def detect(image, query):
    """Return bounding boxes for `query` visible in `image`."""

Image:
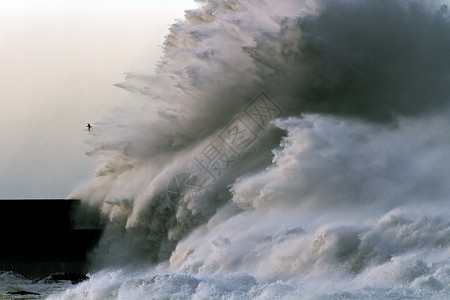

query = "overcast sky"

[0,0,195,199]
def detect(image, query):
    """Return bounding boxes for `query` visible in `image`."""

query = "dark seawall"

[0,199,101,278]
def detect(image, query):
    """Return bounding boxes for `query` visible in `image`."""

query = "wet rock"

[35,272,89,284]
[8,290,40,296]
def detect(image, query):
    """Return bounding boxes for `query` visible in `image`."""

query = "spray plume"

[65,1,450,298]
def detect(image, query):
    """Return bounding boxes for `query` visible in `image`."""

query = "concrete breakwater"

[0,199,101,278]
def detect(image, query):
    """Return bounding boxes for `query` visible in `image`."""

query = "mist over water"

[58,0,450,298]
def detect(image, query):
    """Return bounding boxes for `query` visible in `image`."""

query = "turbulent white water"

[54,0,450,298]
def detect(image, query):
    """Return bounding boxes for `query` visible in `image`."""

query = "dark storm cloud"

[251,0,450,122]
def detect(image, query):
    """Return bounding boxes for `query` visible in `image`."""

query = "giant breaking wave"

[58,0,450,298]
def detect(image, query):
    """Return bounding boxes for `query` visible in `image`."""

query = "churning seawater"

[9,0,450,299]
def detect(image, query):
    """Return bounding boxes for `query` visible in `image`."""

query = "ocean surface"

[3,0,450,299]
